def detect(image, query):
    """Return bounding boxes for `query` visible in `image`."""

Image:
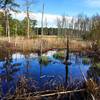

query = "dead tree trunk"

[40,3,44,55]
[7,14,10,42]
[27,5,30,39]
[66,35,69,61]
[4,9,10,42]
[65,34,69,64]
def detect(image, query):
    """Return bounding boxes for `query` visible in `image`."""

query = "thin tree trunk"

[15,17,18,46]
[65,34,69,62]
[5,10,10,42]
[7,14,10,42]
[27,6,30,39]
[5,15,7,37]
[4,9,7,37]
[40,3,44,55]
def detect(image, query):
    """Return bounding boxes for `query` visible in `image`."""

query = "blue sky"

[16,0,100,16]
[13,0,100,27]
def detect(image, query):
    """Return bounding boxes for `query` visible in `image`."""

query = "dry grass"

[0,36,90,55]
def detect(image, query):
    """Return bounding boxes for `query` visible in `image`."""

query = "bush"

[39,56,49,65]
[96,63,100,68]
[53,52,64,60]
[82,57,90,65]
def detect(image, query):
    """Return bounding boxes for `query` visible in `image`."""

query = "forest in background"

[0,0,99,47]
[0,0,100,100]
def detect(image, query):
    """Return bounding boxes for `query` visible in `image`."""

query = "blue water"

[0,52,90,95]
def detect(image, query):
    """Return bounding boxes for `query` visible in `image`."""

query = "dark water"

[0,51,90,95]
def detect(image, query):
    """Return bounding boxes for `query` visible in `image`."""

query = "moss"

[53,52,64,60]
[39,56,49,65]
[82,57,90,65]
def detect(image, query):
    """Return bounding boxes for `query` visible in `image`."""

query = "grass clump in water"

[39,56,49,65]
[53,52,64,60]
[82,57,90,65]
[95,63,100,68]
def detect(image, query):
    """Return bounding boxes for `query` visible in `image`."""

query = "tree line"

[0,12,37,36]
[0,0,100,45]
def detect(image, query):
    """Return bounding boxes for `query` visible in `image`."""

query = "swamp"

[0,0,100,100]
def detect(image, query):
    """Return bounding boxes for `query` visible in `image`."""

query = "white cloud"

[11,12,73,28]
[85,0,100,8]
[0,9,76,28]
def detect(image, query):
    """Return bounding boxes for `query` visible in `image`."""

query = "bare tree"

[6,9,10,42]
[24,0,34,38]
[61,15,70,63]
[40,3,44,55]
[44,17,48,35]
[56,17,62,37]
[61,15,66,36]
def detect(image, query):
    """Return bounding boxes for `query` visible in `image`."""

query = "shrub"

[53,52,64,60]
[82,57,90,65]
[96,63,100,68]
[39,56,49,65]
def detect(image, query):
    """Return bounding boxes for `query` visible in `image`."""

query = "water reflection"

[40,64,42,79]
[0,51,91,94]
[0,58,21,95]
[65,64,68,84]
